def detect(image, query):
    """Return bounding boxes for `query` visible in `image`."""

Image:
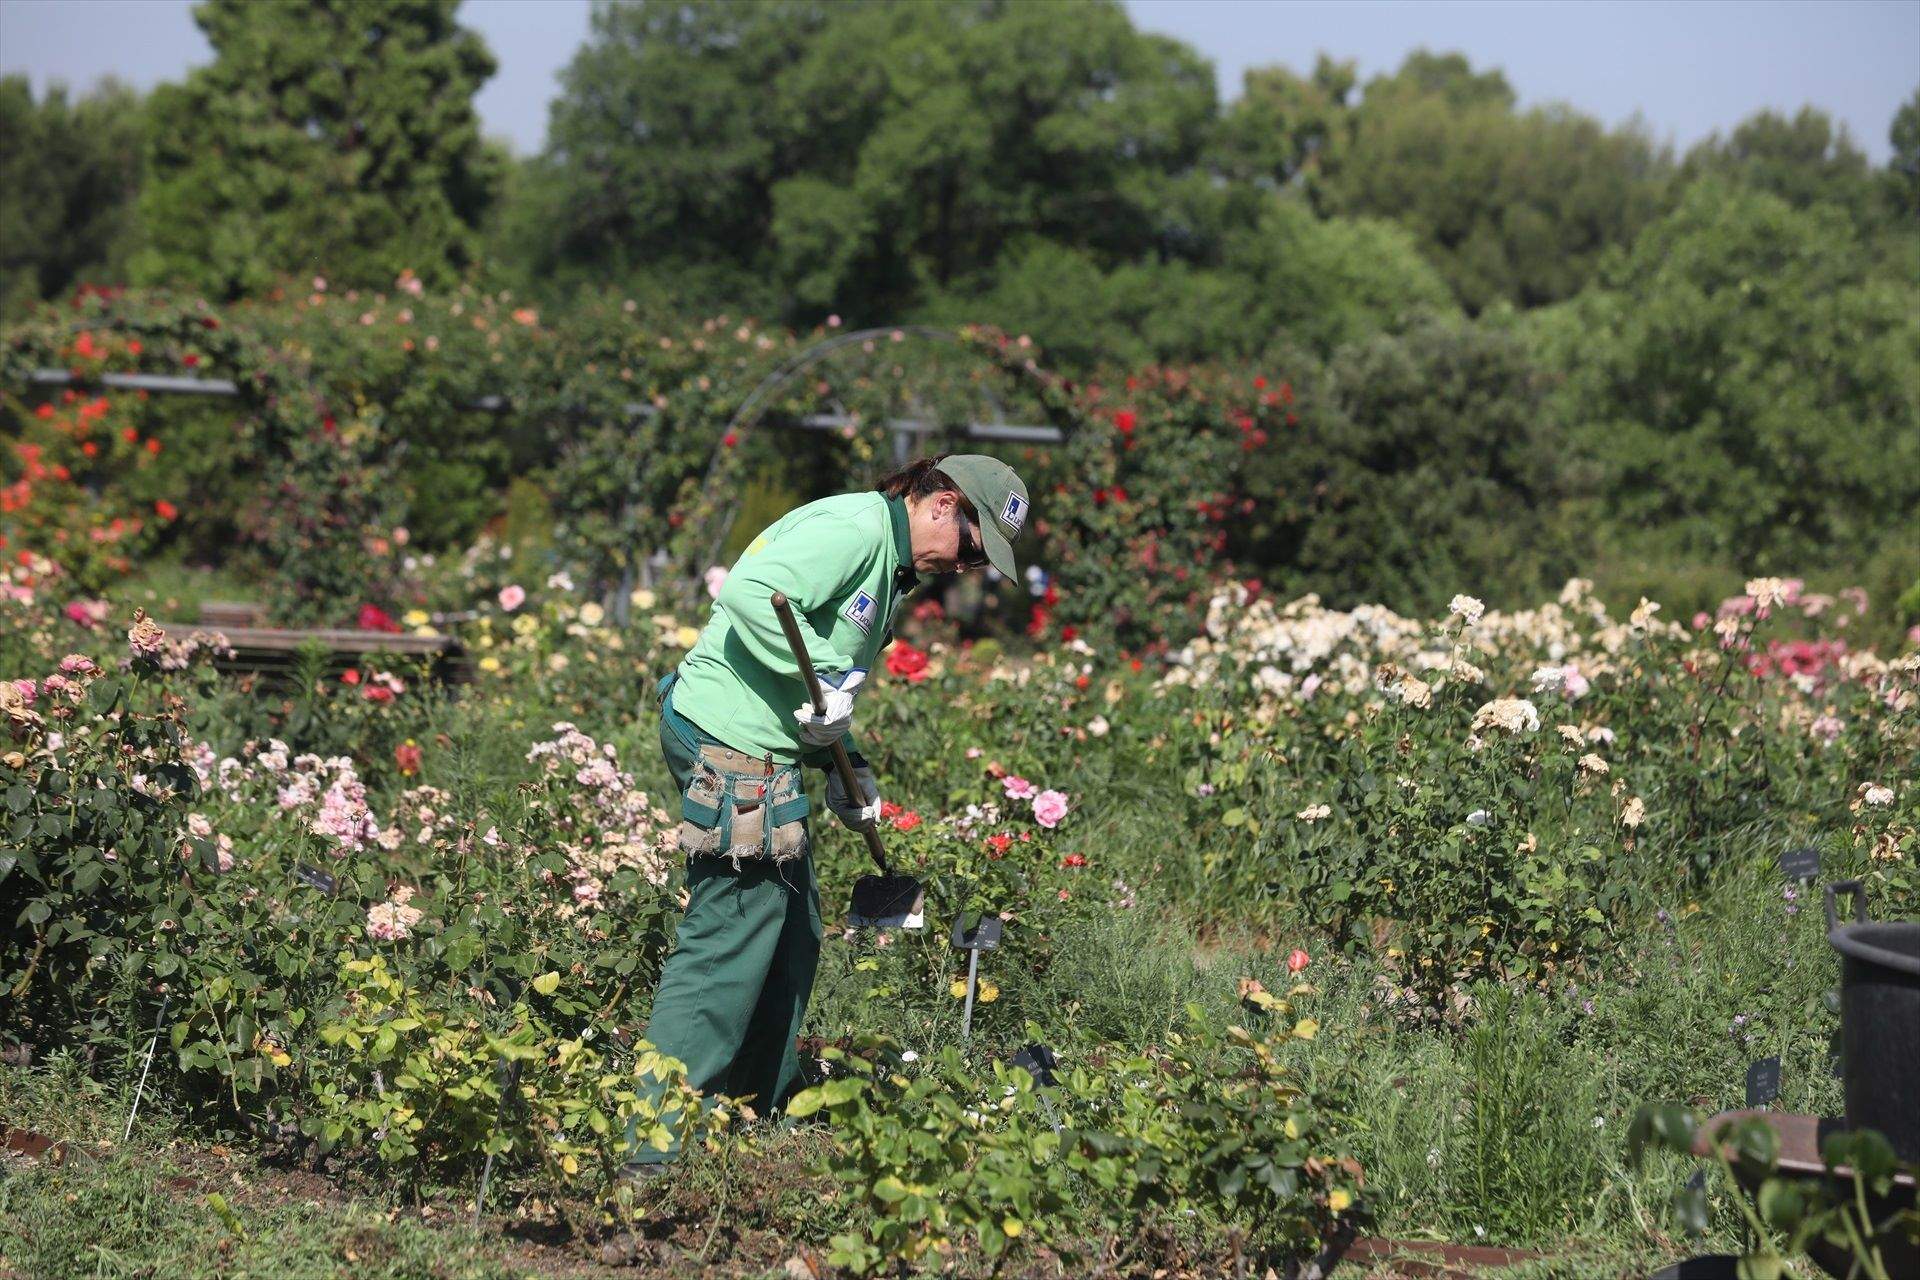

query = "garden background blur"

[3,0,1917,642]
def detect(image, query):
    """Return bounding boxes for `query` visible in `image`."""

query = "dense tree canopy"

[0,76,147,320]
[523,0,1220,321]
[1536,180,1920,571]
[133,0,502,297]
[1317,53,1674,312]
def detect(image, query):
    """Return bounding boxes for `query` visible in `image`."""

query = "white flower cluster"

[527,722,675,908]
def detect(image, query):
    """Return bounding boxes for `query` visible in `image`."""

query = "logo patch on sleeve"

[1000,492,1028,536]
[841,589,878,634]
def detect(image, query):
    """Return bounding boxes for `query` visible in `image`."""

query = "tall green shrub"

[132,0,503,297]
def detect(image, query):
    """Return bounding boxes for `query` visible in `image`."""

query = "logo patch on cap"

[840,589,878,635]
[1000,492,1027,536]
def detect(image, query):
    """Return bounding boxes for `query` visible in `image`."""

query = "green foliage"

[1316,51,1673,311]
[790,1005,1364,1274]
[529,0,1219,323]
[132,0,502,298]
[1540,180,1920,573]
[0,76,147,321]
[1890,89,1920,219]
[1245,316,1576,613]
[1682,106,1878,223]
[1630,1108,1919,1279]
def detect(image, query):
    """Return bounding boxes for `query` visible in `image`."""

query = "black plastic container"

[1826,880,1920,1163]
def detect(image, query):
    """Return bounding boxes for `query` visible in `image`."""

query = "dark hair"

[876,454,967,506]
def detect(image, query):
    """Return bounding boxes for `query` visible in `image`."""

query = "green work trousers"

[625,706,824,1165]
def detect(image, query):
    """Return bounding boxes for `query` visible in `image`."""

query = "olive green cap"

[940,454,1029,579]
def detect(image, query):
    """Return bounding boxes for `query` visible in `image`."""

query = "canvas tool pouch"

[677,743,810,867]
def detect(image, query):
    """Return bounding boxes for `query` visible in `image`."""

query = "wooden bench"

[155,602,467,683]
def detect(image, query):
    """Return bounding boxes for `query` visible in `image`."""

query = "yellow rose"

[402,609,430,627]
[1329,1188,1352,1212]
[676,626,700,648]
[578,601,604,627]
[630,588,656,610]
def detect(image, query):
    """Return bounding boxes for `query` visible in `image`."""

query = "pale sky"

[1,0,1915,161]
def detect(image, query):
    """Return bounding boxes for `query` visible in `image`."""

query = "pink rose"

[704,565,728,599]
[498,584,525,612]
[1002,775,1036,801]
[1032,789,1069,828]
[11,680,35,706]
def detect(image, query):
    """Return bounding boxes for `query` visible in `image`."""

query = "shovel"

[770,591,925,930]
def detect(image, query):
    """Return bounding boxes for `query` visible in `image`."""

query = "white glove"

[793,668,866,746]
[827,763,881,831]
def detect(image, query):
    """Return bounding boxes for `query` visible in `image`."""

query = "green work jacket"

[669,492,916,764]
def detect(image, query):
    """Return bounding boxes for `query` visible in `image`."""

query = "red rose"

[394,740,422,776]
[880,800,904,821]
[1287,948,1310,974]
[1114,410,1136,434]
[890,810,922,832]
[340,669,362,685]
[1253,376,1267,389]
[885,640,929,683]
[1074,674,1090,690]
[1062,853,1087,868]
[183,354,199,368]
[722,432,739,448]
[33,404,53,419]
[357,604,401,633]
[364,685,395,704]
[154,499,178,520]
[986,833,1012,858]
[1061,625,1078,642]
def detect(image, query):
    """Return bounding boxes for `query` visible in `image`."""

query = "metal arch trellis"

[685,324,1070,588]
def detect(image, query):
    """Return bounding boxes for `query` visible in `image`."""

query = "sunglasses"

[955,502,989,571]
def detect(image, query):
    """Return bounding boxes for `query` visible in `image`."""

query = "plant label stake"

[294,863,338,895]
[1779,846,1820,883]
[473,1056,523,1227]
[123,992,171,1143]
[951,913,1003,1042]
[769,591,924,930]
[1009,1042,1063,1131]
[1745,1056,1781,1108]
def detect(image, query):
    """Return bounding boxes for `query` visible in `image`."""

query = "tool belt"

[678,743,810,866]
[658,671,811,866]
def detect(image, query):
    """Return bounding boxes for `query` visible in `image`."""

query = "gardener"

[625,453,1031,1175]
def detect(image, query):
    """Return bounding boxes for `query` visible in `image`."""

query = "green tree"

[1681,106,1876,221]
[0,76,147,319]
[1211,54,1356,194]
[1242,316,1579,611]
[1886,88,1919,219]
[132,0,502,297]
[529,0,1218,322]
[1317,50,1671,312]
[1538,180,1920,571]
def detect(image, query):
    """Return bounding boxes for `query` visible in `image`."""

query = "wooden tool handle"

[770,591,889,874]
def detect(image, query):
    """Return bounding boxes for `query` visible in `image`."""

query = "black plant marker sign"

[1745,1056,1781,1108]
